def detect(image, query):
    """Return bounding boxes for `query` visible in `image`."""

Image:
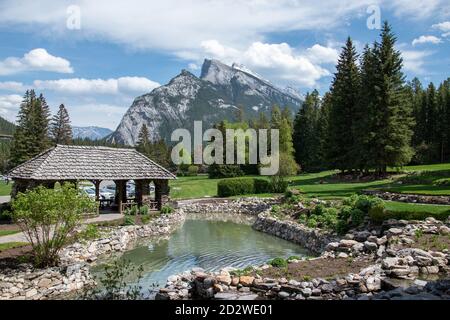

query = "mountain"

[72,126,113,140]
[109,59,303,145]
[0,116,15,135]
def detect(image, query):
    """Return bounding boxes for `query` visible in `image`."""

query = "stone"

[439,226,450,235]
[312,288,322,296]
[365,276,381,291]
[239,276,255,287]
[382,257,400,269]
[387,228,403,236]
[352,243,364,252]
[25,289,37,298]
[301,288,312,297]
[278,291,290,299]
[230,277,239,286]
[37,278,52,288]
[364,241,378,252]
[354,231,371,242]
[167,275,179,283]
[215,292,237,300]
[339,239,359,248]
[216,274,231,285]
[337,252,349,259]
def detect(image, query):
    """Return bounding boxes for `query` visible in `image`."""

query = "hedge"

[217,177,272,197]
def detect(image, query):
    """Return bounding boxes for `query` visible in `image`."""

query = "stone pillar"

[154,179,170,210]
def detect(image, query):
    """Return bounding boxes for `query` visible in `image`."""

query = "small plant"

[123,215,135,226]
[415,229,423,239]
[268,257,288,268]
[78,224,100,241]
[139,205,149,215]
[303,275,312,281]
[85,260,144,300]
[140,215,151,224]
[287,256,300,262]
[160,205,173,215]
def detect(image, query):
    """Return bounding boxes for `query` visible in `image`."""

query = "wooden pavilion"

[7,145,176,213]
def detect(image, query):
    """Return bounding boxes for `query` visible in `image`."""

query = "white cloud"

[306,44,340,64]
[33,77,160,95]
[432,21,450,32]
[0,48,73,75]
[412,35,442,45]
[200,40,332,87]
[0,94,22,121]
[402,50,433,73]
[1,0,444,53]
[432,21,450,37]
[0,81,25,91]
[68,103,126,130]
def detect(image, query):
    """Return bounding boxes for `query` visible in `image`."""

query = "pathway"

[0,213,123,244]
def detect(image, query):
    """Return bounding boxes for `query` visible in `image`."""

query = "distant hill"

[72,126,113,140]
[0,116,15,135]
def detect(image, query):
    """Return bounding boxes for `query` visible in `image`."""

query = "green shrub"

[187,165,199,176]
[368,203,386,223]
[78,224,100,241]
[254,178,271,193]
[125,206,139,216]
[270,176,289,193]
[123,215,135,226]
[140,215,151,224]
[10,183,96,267]
[268,257,288,268]
[287,256,300,262]
[208,164,244,179]
[160,205,174,215]
[217,178,255,197]
[139,205,149,215]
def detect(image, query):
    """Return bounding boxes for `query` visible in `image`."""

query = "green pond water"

[91,216,311,296]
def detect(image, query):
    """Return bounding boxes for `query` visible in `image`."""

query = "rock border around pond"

[157,214,450,300]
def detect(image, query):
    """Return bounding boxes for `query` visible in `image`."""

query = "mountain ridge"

[109,59,303,145]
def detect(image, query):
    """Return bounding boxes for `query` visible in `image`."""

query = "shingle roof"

[8,145,176,181]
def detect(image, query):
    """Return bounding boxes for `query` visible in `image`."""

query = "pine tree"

[50,104,72,144]
[370,22,414,173]
[10,90,51,167]
[293,91,321,171]
[328,37,360,172]
[136,124,151,155]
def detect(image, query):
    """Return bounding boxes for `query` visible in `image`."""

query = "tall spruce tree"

[10,90,51,167]
[50,104,72,144]
[293,90,321,171]
[136,124,151,154]
[370,22,414,173]
[328,37,360,172]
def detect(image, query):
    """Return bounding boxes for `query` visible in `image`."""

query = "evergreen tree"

[328,37,360,172]
[369,22,414,173]
[10,90,51,167]
[50,104,72,144]
[293,91,321,171]
[136,124,151,154]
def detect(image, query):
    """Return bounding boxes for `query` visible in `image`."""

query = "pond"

[91,215,311,297]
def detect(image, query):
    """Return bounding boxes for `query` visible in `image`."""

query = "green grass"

[394,163,450,172]
[0,241,28,252]
[170,175,222,199]
[384,201,450,213]
[0,181,11,196]
[0,229,20,237]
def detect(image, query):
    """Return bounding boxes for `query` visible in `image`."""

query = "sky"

[0,0,449,130]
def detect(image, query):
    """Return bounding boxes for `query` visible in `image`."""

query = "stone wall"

[0,263,93,300]
[362,190,450,205]
[0,208,186,300]
[157,217,450,300]
[177,197,279,215]
[252,213,339,254]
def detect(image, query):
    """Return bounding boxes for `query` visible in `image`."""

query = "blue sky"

[0,0,449,129]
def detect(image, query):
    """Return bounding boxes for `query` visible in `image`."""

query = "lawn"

[0,229,20,237]
[0,242,28,252]
[0,181,11,196]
